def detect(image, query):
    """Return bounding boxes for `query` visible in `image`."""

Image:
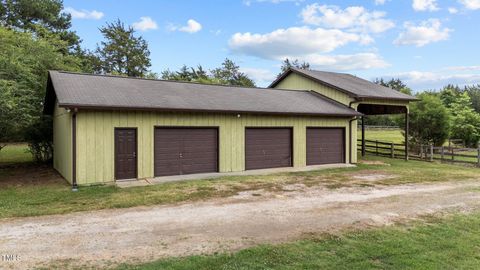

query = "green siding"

[272,74,411,167]
[274,72,353,105]
[53,103,72,183]
[75,111,352,185]
[273,72,358,164]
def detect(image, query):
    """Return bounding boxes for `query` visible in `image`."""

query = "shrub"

[24,116,53,163]
[449,93,480,147]
[409,94,451,146]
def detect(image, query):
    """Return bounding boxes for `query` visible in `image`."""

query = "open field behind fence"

[358,139,480,166]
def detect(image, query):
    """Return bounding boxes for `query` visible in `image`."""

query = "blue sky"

[64,0,480,91]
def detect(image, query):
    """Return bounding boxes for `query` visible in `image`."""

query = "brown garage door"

[245,128,292,170]
[306,128,345,165]
[154,128,218,176]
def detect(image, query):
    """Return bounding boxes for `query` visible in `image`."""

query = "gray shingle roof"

[45,71,361,117]
[269,68,417,101]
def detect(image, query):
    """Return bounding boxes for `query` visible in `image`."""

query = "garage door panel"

[306,128,345,165]
[245,128,292,170]
[154,128,218,176]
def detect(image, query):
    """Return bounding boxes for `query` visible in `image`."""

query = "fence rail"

[357,139,480,167]
[357,125,400,130]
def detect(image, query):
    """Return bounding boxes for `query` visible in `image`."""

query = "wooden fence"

[357,139,405,159]
[357,139,480,167]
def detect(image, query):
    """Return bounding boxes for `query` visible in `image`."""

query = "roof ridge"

[306,90,359,111]
[292,67,351,76]
[49,70,309,94]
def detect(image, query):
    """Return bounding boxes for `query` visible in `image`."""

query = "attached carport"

[356,102,409,160]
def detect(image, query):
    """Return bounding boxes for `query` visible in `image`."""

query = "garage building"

[44,68,415,187]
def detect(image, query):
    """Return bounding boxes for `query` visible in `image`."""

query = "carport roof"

[44,71,361,117]
[270,68,418,101]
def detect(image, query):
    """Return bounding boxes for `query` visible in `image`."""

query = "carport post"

[361,116,366,157]
[405,110,409,161]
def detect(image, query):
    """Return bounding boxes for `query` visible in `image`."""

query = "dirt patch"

[352,174,398,182]
[0,164,66,188]
[2,180,480,269]
[345,170,399,183]
[358,160,391,166]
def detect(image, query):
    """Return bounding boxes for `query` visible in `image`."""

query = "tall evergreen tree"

[374,78,413,95]
[95,20,151,77]
[0,0,81,51]
[211,58,255,87]
[278,58,310,77]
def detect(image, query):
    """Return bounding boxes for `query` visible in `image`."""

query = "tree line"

[368,80,480,148]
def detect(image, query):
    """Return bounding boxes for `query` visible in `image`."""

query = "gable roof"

[44,71,361,117]
[269,68,417,101]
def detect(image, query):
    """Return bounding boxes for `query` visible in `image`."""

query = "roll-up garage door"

[154,128,218,176]
[306,128,345,165]
[245,128,292,170]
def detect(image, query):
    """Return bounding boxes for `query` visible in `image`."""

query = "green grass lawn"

[0,156,479,219]
[359,129,405,144]
[117,211,480,270]
[0,143,33,164]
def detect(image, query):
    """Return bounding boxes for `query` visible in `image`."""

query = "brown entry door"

[245,128,292,170]
[306,128,345,165]
[154,128,218,177]
[115,128,137,180]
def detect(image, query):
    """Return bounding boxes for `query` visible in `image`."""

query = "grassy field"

[358,129,480,164]
[117,211,480,269]
[1,156,479,219]
[0,143,33,164]
[359,129,405,144]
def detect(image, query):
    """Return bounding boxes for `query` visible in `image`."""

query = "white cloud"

[374,0,387,5]
[459,0,480,10]
[229,27,366,60]
[300,4,395,34]
[64,7,104,20]
[394,19,451,47]
[444,65,480,71]
[303,53,390,70]
[240,67,276,83]
[180,19,202,33]
[389,70,480,90]
[132,17,158,32]
[229,27,388,71]
[169,19,202,33]
[412,0,439,11]
[448,7,459,13]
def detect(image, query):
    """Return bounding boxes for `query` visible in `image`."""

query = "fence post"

[420,144,424,159]
[391,143,395,158]
[430,144,434,162]
[451,147,454,162]
[441,146,444,162]
[477,144,480,167]
[376,140,378,156]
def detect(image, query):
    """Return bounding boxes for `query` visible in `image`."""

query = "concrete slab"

[116,163,355,188]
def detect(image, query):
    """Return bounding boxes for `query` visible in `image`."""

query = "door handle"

[133,152,136,158]
[179,153,183,158]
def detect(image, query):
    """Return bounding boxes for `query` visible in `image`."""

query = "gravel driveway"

[2,179,480,269]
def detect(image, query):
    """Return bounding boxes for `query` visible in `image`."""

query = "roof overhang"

[57,103,362,118]
[269,68,419,102]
